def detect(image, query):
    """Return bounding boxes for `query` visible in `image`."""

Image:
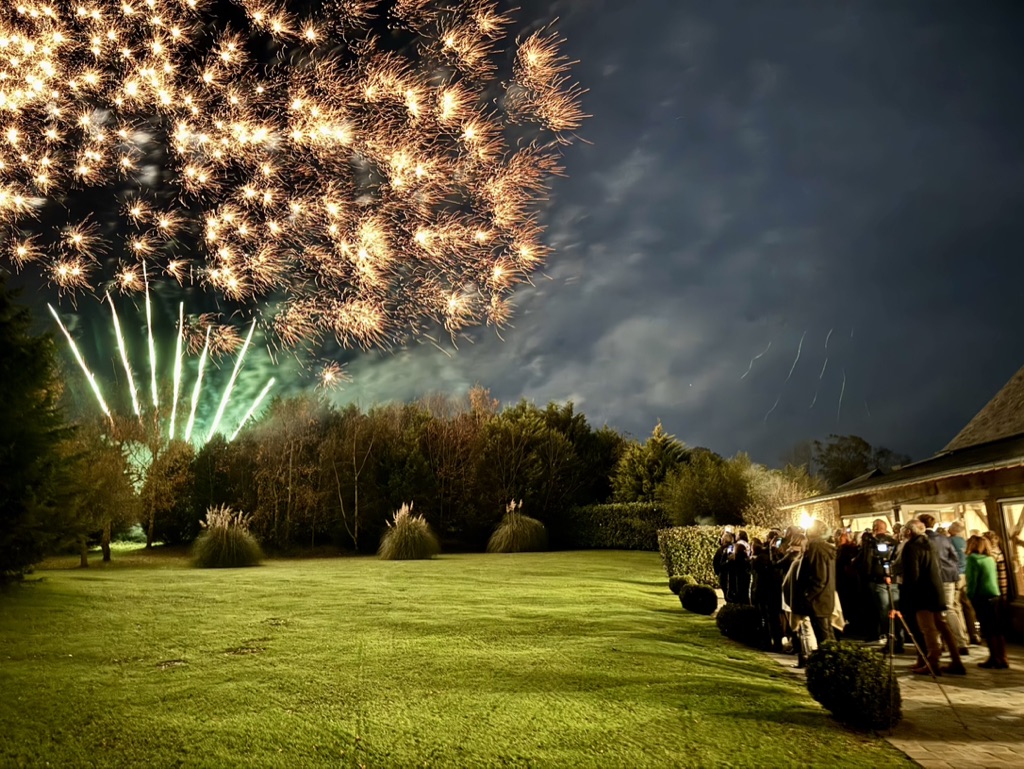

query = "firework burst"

[50,292,274,444]
[0,0,586,362]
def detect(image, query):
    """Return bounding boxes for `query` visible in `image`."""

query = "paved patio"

[765,643,1024,768]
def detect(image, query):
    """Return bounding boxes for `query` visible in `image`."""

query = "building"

[785,365,1024,638]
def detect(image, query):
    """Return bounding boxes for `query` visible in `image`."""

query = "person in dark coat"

[727,530,752,604]
[713,531,735,597]
[834,529,863,639]
[751,540,784,651]
[900,520,966,676]
[793,520,837,644]
[919,513,970,654]
[860,519,905,652]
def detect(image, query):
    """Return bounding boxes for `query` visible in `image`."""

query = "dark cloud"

[334,0,1024,465]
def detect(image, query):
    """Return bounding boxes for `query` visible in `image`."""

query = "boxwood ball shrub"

[379,502,441,561]
[715,603,763,647]
[679,584,718,616]
[192,505,263,569]
[487,500,548,553]
[805,641,902,731]
[669,574,697,595]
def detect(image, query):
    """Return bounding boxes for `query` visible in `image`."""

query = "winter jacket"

[900,534,946,613]
[860,532,898,584]
[751,551,782,608]
[965,553,1000,601]
[793,538,836,617]
[950,535,967,576]
[926,529,960,584]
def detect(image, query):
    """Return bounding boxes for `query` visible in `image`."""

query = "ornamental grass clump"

[378,502,440,561]
[192,505,263,569]
[487,500,548,553]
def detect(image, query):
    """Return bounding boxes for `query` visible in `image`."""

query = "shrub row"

[657,525,771,585]
[806,641,902,731]
[556,503,671,551]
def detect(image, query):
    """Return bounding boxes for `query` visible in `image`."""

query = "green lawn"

[0,550,911,768]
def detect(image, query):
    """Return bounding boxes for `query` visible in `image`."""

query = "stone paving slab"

[764,643,1024,768]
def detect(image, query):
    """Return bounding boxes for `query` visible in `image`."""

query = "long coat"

[793,539,836,617]
[899,534,946,613]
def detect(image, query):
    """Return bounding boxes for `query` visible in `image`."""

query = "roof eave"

[779,454,1024,510]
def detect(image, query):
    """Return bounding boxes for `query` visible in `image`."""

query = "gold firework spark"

[0,0,584,349]
[317,360,350,390]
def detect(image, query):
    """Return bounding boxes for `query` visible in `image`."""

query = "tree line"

[0,274,911,579]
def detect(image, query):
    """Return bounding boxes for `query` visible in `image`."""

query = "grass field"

[0,549,911,768]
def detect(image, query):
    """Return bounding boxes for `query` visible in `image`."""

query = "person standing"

[949,521,981,645]
[965,536,1009,669]
[983,531,1010,598]
[900,520,966,676]
[919,514,971,655]
[861,519,905,652]
[782,534,816,667]
[794,520,837,645]
[751,540,784,652]
[713,531,735,598]
[835,529,864,638]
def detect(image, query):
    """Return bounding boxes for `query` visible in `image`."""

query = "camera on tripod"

[874,540,895,574]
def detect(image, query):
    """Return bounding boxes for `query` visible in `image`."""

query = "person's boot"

[995,637,1010,669]
[915,653,944,675]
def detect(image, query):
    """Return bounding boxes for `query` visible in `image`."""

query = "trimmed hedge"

[679,584,718,615]
[557,503,671,551]
[668,574,697,595]
[658,525,771,585]
[715,603,762,647]
[806,641,902,731]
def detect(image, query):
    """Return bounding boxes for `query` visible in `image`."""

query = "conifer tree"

[0,276,70,580]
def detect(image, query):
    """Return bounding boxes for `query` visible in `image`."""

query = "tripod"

[883,575,968,734]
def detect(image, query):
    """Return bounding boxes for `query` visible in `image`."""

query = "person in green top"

[965,535,1009,670]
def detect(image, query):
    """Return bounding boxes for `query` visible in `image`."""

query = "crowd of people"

[712,514,1011,674]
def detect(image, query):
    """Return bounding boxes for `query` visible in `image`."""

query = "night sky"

[13,1,1024,466]
[338,0,1024,465]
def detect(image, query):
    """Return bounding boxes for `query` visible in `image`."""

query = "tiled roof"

[945,365,1024,451]
[782,433,1024,508]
